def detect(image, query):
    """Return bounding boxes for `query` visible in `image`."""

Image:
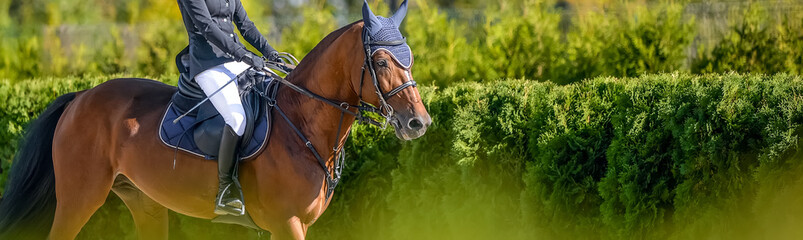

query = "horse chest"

[298,181,333,225]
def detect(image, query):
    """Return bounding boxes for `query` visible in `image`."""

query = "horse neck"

[275,23,364,165]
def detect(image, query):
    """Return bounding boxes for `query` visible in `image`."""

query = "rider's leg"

[214,125,243,215]
[195,61,250,216]
[197,61,250,135]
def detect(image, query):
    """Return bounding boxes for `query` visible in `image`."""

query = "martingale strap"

[274,104,341,201]
[254,29,417,203]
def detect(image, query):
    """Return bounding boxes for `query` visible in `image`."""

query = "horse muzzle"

[391,113,431,141]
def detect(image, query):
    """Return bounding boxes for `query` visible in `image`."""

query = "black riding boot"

[214,125,245,216]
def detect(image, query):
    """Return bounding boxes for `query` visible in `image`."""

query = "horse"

[0,2,430,239]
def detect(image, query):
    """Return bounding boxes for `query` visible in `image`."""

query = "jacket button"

[223,18,227,22]
[230,34,234,38]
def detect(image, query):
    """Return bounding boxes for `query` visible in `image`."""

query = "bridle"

[357,30,417,129]
[261,28,417,201]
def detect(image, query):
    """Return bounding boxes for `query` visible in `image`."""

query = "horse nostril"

[407,118,424,130]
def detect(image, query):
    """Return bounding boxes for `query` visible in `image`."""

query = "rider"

[176,0,279,216]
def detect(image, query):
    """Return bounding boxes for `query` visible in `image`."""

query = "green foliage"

[553,3,696,83]
[135,22,186,77]
[692,4,803,75]
[474,1,563,83]
[402,1,696,85]
[404,0,474,87]
[0,33,41,80]
[278,7,338,60]
[0,1,800,87]
[522,78,616,236]
[602,4,695,78]
[3,73,803,239]
[319,73,803,239]
[374,81,537,239]
[309,124,400,239]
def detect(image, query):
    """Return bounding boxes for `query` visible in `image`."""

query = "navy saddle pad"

[159,103,269,159]
[161,55,277,230]
[161,61,277,160]
[159,102,270,160]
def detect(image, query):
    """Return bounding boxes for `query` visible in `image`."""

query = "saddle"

[159,49,278,160]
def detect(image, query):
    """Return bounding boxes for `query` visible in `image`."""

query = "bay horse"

[0,2,430,239]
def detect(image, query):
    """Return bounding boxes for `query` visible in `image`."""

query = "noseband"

[262,29,417,202]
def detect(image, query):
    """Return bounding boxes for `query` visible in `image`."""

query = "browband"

[369,37,407,46]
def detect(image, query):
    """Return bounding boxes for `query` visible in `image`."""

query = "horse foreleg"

[270,217,307,240]
[112,176,168,240]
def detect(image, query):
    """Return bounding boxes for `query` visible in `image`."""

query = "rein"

[259,33,417,201]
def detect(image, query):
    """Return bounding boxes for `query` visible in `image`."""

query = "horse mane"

[286,20,363,81]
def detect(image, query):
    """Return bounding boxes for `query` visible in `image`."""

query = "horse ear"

[390,0,408,26]
[362,0,382,36]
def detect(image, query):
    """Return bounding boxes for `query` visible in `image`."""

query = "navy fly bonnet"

[362,0,412,69]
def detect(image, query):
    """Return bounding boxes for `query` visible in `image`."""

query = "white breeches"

[196,61,251,136]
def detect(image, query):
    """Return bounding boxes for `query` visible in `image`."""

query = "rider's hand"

[240,52,266,69]
[265,51,281,63]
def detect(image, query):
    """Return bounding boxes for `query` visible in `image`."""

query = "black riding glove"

[240,52,265,70]
[265,51,280,63]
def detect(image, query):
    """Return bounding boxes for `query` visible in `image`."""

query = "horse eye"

[377,59,388,68]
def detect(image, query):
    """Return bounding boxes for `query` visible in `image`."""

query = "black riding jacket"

[176,0,276,78]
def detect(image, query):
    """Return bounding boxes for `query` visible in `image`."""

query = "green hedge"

[4,73,803,239]
[317,72,803,239]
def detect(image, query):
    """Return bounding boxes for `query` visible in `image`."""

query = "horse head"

[359,0,431,140]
